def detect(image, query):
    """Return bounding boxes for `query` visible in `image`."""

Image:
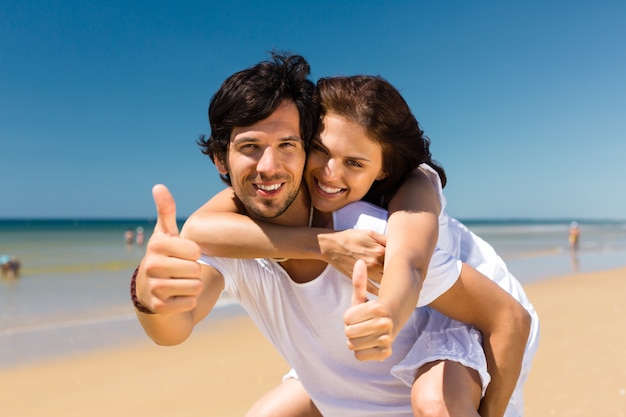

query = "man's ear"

[213,155,228,175]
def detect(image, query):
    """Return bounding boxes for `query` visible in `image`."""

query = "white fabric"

[200,164,539,416]
[329,176,540,417]
[332,200,462,306]
[199,203,487,416]
[202,256,420,416]
[390,308,488,389]
[417,164,540,417]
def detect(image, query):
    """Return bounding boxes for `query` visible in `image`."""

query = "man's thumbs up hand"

[134,185,203,315]
[153,184,181,237]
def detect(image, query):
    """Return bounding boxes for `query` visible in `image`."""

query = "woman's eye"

[347,160,363,168]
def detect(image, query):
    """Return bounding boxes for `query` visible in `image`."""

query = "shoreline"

[1,246,622,370]
[1,265,625,416]
[0,298,244,370]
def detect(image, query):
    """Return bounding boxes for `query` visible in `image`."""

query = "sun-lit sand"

[1,267,625,416]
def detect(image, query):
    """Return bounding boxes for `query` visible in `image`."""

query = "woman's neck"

[311,209,333,229]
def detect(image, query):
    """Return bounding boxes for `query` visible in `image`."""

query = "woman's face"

[305,112,387,213]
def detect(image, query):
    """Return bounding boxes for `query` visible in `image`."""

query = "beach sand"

[1,267,625,416]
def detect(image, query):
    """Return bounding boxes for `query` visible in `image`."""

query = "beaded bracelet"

[130,265,155,314]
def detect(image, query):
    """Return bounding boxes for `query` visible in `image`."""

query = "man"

[133,53,433,416]
[133,52,319,341]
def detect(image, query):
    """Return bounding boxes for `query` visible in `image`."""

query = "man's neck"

[249,186,327,282]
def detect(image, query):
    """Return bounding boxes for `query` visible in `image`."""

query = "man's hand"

[318,229,386,293]
[343,260,395,361]
[135,184,203,315]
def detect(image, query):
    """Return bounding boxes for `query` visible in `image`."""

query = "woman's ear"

[376,170,388,181]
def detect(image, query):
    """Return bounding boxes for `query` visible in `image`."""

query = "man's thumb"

[152,184,179,236]
[351,259,368,306]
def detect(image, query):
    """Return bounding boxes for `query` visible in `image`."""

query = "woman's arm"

[429,264,531,417]
[344,169,440,360]
[181,188,386,280]
[182,188,324,259]
[379,169,440,338]
[373,168,529,416]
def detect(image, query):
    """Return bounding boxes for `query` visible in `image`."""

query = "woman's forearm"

[377,208,437,335]
[180,188,329,261]
[182,196,387,278]
[182,212,327,260]
[380,169,440,334]
[376,257,423,334]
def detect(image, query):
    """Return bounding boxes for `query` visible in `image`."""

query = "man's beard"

[242,186,300,220]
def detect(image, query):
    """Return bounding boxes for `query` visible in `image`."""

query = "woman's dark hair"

[316,75,446,207]
[197,52,317,185]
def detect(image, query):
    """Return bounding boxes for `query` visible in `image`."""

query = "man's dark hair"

[198,52,317,185]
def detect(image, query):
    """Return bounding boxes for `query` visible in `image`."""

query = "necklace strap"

[308,204,314,228]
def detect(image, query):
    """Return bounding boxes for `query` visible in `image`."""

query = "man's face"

[215,100,306,221]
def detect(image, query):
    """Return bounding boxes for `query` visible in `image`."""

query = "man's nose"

[257,146,279,175]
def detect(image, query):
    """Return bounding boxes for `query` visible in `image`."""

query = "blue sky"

[2,1,625,220]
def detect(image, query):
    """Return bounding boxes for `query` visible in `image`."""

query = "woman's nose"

[323,158,341,180]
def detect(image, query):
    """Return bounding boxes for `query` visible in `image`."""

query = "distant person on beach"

[569,221,580,251]
[132,54,536,416]
[135,227,145,246]
[0,255,21,279]
[568,221,580,272]
[124,228,135,248]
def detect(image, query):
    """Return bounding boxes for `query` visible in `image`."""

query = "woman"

[185,76,539,417]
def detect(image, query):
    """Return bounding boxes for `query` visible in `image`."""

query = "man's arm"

[428,263,531,417]
[134,185,225,346]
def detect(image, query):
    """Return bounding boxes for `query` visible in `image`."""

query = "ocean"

[1,218,625,370]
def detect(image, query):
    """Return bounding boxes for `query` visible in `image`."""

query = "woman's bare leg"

[245,378,322,417]
[412,360,482,417]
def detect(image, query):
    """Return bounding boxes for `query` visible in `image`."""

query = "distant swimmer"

[569,221,580,251]
[0,255,21,279]
[124,228,135,248]
[136,227,145,246]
